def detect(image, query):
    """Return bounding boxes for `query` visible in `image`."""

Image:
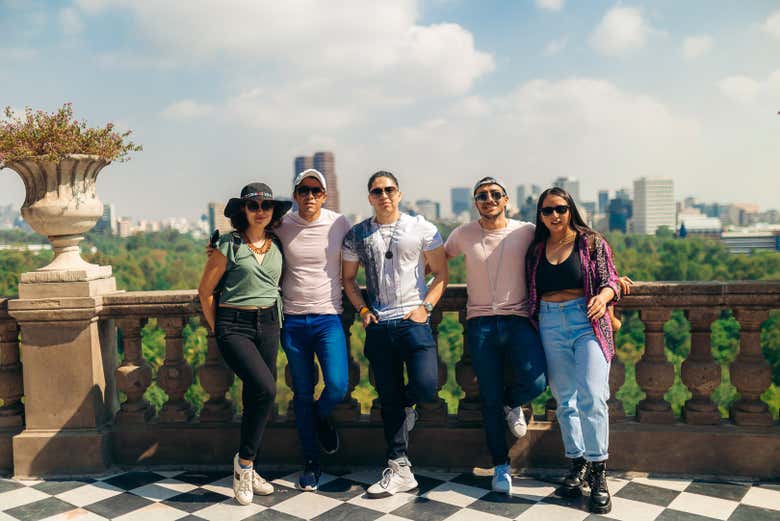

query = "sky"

[1,0,779,220]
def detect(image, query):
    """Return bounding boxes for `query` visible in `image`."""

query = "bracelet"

[358,306,370,317]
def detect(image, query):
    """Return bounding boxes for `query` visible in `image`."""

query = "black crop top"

[536,242,584,295]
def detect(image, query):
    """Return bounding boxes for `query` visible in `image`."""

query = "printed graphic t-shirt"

[342,213,443,321]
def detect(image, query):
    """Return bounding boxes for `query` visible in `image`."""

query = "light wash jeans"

[539,297,610,462]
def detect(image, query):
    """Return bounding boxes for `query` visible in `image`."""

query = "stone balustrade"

[1,282,779,478]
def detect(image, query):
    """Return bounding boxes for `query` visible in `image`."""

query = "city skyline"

[1,2,778,219]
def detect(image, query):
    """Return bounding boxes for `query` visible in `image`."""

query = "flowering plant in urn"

[0,103,141,277]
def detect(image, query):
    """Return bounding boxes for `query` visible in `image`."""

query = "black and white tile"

[0,467,778,521]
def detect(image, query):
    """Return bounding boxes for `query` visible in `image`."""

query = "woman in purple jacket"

[525,187,622,515]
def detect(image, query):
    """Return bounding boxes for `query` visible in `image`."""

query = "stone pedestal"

[9,282,118,478]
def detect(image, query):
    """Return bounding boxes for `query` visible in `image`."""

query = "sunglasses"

[245,199,274,212]
[474,190,505,203]
[540,205,570,216]
[296,186,324,197]
[369,186,398,198]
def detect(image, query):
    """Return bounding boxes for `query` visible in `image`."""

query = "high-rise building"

[516,185,526,206]
[633,177,675,235]
[553,177,580,202]
[93,203,116,235]
[207,202,232,234]
[608,198,632,233]
[415,199,440,221]
[294,152,340,212]
[451,187,470,216]
[598,190,609,214]
[530,184,541,198]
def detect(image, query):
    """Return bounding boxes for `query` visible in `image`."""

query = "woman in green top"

[198,182,292,506]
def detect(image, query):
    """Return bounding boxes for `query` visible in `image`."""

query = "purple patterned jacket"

[525,233,622,362]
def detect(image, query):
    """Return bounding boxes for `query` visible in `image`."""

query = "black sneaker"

[316,414,340,455]
[557,456,588,498]
[588,461,612,514]
[298,460,322,491]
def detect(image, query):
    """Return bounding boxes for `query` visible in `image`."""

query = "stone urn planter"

[1,154,114,290]
[3,154,108,272]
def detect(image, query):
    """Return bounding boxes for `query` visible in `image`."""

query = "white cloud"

[0,47,39,61]
[718,70,780,103]
[590,6,656,56]
[161,100,216,119]
[74,1,494,98]
[544,36,568,55]
[59,7,84,35]
[682,35,713,59]
[763,9,780,38]
[535,0,564,12]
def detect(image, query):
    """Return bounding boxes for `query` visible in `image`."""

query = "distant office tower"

[116,218,133,238]
[553,177,580,202]
[516,185,526,205]
[633,177,675,235]
[615,188,631,202]
[293,156,314,188]
[530,184,541,198]
[582,202,596,224]
[609,198,633,232]
[207,202,233,234]
[415,199,440,221]
[598,190,609,214]
[93,203,116,235]
[451,187,470,216]
[294,152,340,212]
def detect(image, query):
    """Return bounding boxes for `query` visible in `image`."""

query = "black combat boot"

[558,456,588,497]
[588,461,612,514]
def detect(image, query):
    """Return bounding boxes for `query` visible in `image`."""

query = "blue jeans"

[364,318,439,460]
[539,297,611,462]
[467,315,547,466]
[281,314,349,462]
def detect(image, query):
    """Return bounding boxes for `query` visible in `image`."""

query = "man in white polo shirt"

[444,176,547,494]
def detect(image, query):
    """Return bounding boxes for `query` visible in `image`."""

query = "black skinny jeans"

[215,306,279,462]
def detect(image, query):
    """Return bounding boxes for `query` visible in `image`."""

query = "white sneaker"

[492,463,512,494]
[252,470,274,496]
[232,453,254,505]
[505,405,527,438]
[366,458,419,498]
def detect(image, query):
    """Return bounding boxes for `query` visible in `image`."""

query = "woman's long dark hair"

[530,187,594,249]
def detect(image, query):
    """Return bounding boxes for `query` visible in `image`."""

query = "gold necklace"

[243,234,272,255]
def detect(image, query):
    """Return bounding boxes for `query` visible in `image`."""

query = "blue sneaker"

[298,460,322,491]
[492,463,512,494]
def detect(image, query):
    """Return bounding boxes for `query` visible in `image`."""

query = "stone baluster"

[418,309,448,425]
[114,318,153,424]
[156,316,194,423]
[681,308,721,425]
[608,355,626,422]
[0,315,24,427]
[331,309,361,422]
[730,308,773,426]
[635,308,675,423]
[198,328,234,422]
[456,310,481,423]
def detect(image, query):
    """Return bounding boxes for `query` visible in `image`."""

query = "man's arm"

[404,245,449,323]
[342,259,377,328]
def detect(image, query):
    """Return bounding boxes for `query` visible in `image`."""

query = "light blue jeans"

[539,297,610,462]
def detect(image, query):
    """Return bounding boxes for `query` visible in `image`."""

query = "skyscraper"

[598,190,609,214]
[516,185,526,206]
[415,199,440,221]
[633,177,675,235]
[553,177,581,202]
[451,187,470,216]
[207,202,232,234]
[294,152,340,212]
[93,203,116,235]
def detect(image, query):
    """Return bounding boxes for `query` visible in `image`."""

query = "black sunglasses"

[474,190,505,203]
[296,186,324,197]
[369,186,398,197]
[539,205,570,216]
[245,199,274,212]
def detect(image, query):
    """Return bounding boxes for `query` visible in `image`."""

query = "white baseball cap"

[293,168,327,191]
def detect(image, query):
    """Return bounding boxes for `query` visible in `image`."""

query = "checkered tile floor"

[1,467,778,521]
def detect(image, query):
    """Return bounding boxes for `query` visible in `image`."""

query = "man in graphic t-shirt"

[342,170,448,498]
[444,176,547,494]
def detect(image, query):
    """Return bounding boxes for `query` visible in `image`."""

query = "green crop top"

[216,233,283,309]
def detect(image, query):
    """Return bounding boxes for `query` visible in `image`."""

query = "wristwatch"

[422,301,434,314]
